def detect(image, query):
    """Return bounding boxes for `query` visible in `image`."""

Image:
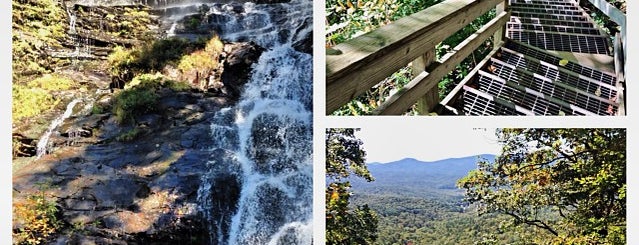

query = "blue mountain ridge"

[349,154,496,198]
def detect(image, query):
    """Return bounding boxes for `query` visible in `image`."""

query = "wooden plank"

[441,45,502,106]
[493,0,508,50]
[584,0,625,26]
[413,50,438,114]
[372,11,510,115]
[325,0,504,114]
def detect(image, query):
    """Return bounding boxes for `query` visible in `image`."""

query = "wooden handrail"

[326,0,507,114]
[582,0,625,74]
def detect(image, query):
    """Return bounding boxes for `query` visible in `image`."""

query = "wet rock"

[92,178,143,208]
[254,0,292,4]
[221,42,265,98]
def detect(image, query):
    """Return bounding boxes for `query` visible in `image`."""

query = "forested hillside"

[350,155,553,244]
[348,129,625,244]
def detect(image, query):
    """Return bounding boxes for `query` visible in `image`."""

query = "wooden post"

[412,50,437,114]
[493,0,509,49]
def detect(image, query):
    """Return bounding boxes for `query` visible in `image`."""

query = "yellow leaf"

[346,0,354,9]
[559,59,569,66]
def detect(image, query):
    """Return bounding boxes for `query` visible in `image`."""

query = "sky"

[355,126,502,163]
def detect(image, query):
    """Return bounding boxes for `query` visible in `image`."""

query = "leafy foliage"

[458,129,626,244]
[326,128,378,245]
[12,0,67,75]
[178,36,224,76]
[13,184,61,245]
[12,74,76,122]
[112,75,160,124]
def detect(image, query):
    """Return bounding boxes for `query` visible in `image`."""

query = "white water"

[36,98,82,158]
[193,0,312,244]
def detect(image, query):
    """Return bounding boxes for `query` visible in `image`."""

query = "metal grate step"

[511,11,588,21]
[511,6,583,16]
[510,16,595,28]
[486,61,617,115]
[473,72,592,115]
[507,22,601,35]
[511,3,579,10]
[497,47,618,98]
[508,30,610,54]
[511,0,578,5]
[460,86,531,115]
[504,40,616,83]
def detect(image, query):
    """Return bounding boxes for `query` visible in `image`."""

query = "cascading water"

[36,98,82,158]
[188,0,313,244]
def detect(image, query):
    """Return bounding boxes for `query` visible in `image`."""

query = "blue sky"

[355,127,502,163]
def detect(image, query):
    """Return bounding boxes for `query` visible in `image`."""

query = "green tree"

[326,128,378,245]
[458,128,626,244]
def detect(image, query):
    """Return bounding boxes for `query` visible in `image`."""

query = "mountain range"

[350,154,496,199]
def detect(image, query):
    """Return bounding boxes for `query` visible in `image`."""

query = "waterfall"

[192,0,313,244]
[36,98,82,158]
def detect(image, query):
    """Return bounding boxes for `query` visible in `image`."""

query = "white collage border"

[1,0,636,243]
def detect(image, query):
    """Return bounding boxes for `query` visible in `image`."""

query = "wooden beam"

[412,50,437,114]
[493,0,508,50]
[372,11,511,115]
[325,0,504,114]
[440,43,503,106]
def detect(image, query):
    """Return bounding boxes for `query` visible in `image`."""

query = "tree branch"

[505,211,559,236]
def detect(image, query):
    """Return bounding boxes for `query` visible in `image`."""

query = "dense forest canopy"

[458,128,626,244]
[325,128,379,245]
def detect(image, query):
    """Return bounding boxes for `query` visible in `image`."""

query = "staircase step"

[459,85,533,115]
[510,16,595,28]
[511,2,579,10]
[473,71,595,115]
[497,46,617,93]
[511,11,588,21]
[496,47,617,90]
[507,22,601,35]
[503,40,616,82]
[511,6,583,16]
[511,0,578,5]
[486,58,618,115]
[507,30,610,55]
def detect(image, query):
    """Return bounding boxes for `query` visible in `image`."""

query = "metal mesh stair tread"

[511,0,578,4]
[511,11,588,21]
[507,30,610,54]
[485,59,617,115]
[503,41,615,83]
[507,22,601,35]
[460,86,531,115]
[497,46,617,95]
[469,71,592,115]
[511,3,579,10]
[510,6,583,16]
[477,71,606,115]
[510,16,595,28]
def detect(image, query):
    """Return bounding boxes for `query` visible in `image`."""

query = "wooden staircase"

[441,0,624,116]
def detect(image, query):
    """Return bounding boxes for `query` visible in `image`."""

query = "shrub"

[116,127,141,141]
[112,86,158,124]
[27,74,74,91]
[12,84,59,122]
[177,35,223,79]
[165,79,192,92]
[13,190,61,244]
[125,73,165,90]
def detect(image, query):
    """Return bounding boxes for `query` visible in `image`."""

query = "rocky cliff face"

[12,0,270,243]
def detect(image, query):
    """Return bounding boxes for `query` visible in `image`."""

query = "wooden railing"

[581,0,626,113]
[325,0,510,115]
